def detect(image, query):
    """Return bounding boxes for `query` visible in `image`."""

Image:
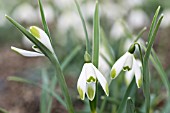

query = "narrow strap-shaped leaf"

[92,0,100,68]
[89,1,100,113]
[7,76,67,108]
[38,0,51,41]
[61,46,81,69]
[147,6,160,43]
[126,97,136,113]
[0,108,9,113]
[143,10,163,113]
[150,49,170,96]
[117,77,137,113]
[74,0,90,54]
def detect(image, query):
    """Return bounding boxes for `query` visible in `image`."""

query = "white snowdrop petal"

[125,69,135,86]
[123,52,133,71]
[92,64,109,96]
[110,52,129,79]
[86,82,96,101]
[133,57,142,88]
[77,64,86,100]
[84,63,96,82]
[11,46,44,57]
[29,26,54,53]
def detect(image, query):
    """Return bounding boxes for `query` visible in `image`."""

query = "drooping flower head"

[77,52,109,101]
[110,44,142,88]
[11,26,54,57]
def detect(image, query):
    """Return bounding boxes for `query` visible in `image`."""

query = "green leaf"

[126,97,136,113]
[147,6,160,43]
[38,0,51,41]
[150,49,170,96]
[7,76,66,108]
[143,6,163,113]
[61,46,81,70]
[0,108,9,113]
[74,0,90,54]
[117,77,137,113]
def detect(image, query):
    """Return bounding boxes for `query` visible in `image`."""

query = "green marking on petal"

[87,86,94,100]
[110,68,116,78]
[123,66,131,71]
[78,86,84,100]
[137,77,143,88]
[105,83,109,96]
[30,26,40,38]
[87,76,96,82]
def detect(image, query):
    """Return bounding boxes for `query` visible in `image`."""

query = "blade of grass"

[143,10,163,112]
[7,76,66,108]
[126,97,136,113]
[74,0,90,54]
[0,108,9,113]
[117,77,137,113]
[61,46,81,69]
[38,0,51,41]
[150,49,170,96]
[90,1,100,113]
[147,6,160,43]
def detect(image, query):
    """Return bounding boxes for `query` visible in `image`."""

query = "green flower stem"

[91,1,99,113]
[134,27,147,42]
[134,42,144,65]
[5,15,74,113]
[74,0,90,54]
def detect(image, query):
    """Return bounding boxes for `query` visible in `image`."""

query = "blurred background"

[0,0,170,113]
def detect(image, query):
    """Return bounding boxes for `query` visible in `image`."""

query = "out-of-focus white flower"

[121,0,144,10]
[37,4,55,24]
[125,59,142,87]
[124,37,145,52]
[110,51,142,88]
[81,1,95,19]
[77,63,109,101]
[57,11,92,40]
[12,3,37,24]
[127,10,149,30]
[110,20,125,40]
[12,26,53,57]
[53,0,74,10]
[101,2,127,22]
[161,9,170,28]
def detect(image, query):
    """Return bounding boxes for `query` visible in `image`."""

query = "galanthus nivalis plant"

[11,26,54,57]
[110,44,142,88]
[77,61,109,101]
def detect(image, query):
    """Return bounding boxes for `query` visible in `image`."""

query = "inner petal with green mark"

[111,68,116,78]
[87,76,96,83]
[87,86,95,100]
[137,77,142,88]
[123,66,131,71]
[78,86,84,100]
[30,26,40,38]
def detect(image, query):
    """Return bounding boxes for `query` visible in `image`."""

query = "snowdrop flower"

[12,3,37,24]
[77,63,109,101]
[161,9,170,28]
[125,59,142,87]
[127,10,149,30]
[110,45,142,88]
[11,26,54,57]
